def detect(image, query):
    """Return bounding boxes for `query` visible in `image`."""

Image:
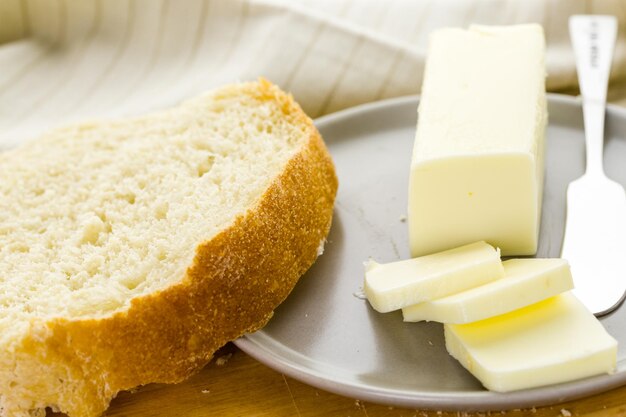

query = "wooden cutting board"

[49,343,625,417]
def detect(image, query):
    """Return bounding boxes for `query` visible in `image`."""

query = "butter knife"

[563,15,626,316]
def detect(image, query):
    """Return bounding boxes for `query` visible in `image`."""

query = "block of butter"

[445,292,617,392]
[403,258,573,323]
[409,24,547,257]
[364,241,503,313]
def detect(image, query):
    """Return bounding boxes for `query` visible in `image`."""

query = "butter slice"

[364,241,503,313]
[403,258,573,323]
[409,24,547,257]
[445,292,617,392]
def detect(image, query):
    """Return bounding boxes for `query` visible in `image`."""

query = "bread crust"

[3,81,337,417]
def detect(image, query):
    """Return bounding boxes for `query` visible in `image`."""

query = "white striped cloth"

[1,0,626,149]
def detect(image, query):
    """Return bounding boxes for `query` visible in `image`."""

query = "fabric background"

[1,0,626,149]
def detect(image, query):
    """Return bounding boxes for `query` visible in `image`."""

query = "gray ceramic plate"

[234,94,626,411]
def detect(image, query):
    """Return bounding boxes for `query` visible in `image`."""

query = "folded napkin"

[1,0,625,148]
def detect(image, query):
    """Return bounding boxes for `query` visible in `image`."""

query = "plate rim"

[234,93,626,411]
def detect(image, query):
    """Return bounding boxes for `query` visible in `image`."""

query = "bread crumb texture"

[0,79,337,417]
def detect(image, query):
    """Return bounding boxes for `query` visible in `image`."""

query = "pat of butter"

[409,24,547,257]
[445,292,617,392]
[403,258,573,324]
[364,241,503,313]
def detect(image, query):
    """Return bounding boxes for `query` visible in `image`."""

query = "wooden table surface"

[74,342,623,417]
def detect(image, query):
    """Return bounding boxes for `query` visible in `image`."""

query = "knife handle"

[569,15,617,177]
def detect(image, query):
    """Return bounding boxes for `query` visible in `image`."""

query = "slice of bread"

[0,79,337,417]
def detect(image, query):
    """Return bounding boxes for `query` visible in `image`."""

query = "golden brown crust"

[9,81,337,417]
